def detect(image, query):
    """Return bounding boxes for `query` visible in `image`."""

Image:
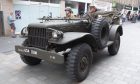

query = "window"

[133,7,138,11]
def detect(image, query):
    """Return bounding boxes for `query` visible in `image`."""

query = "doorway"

[78,2,85,16]
[0,11,4,36]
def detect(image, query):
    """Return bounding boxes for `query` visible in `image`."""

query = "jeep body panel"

[49,32,98,50]
[49,32,92,44]
[15,46,64,64]
[109,25,123,41]
[28,21,90,33]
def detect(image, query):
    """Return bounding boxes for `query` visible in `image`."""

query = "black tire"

[91,18,109,49]
[20,55,42,66]
[66,43,93,82]
[20,39,42,66]
[108,32,120,55]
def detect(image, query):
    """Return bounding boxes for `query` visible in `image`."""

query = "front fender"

[109,25,123,41]
[49,32,98,50]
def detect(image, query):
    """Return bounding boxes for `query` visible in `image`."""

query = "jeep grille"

[28,27,52,49]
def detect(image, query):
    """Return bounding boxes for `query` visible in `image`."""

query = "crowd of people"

[121,11,140,23]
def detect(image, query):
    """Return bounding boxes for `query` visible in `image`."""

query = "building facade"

[0,0,92,36]
[99,0,140,7]
[0,0,13,36]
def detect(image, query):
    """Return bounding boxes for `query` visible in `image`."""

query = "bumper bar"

[15,45,64,64]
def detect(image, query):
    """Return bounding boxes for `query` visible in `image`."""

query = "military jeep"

[15,11,123,82]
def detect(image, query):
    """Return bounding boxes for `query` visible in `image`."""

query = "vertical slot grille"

[28,27,52,49]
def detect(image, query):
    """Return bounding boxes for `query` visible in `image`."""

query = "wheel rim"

[79,56,89,73]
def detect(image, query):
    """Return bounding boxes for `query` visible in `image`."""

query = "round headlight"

[52,31,58,39]
[98,15,102,18]
[21,27,28,37]
[48,28,63,39]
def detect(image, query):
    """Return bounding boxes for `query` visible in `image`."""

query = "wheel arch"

[78,34,98,51]
[60,34,98,51]
[109,25,123,41]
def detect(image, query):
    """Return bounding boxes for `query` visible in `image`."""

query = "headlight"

[21,27,28,37]
[98,15,103,18]
[52,31,58,39]
[48,28,63,39]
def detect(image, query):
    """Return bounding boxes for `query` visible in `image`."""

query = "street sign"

[124,5,132,10]
[15,10,21,19]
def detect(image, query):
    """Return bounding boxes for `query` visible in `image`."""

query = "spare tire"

[91,18,109,49]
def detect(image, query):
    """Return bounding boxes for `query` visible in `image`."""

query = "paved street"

[0,36,24,53]
[0,22,140,84]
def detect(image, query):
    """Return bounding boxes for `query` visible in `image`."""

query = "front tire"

[108,32,120,55]
[20,39,42,66]
[66,43,93,82]
[20,55,42,66]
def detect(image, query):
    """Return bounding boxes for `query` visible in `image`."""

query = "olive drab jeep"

[15,11,123,82]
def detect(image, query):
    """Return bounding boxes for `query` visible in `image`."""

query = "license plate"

[30,50,38,55]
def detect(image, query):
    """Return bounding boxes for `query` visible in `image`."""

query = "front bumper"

[15,45,64,64]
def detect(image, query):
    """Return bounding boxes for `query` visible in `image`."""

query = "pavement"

[0,36,25,53]
[0,21,140,84]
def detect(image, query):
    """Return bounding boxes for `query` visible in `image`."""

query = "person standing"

[131,12,137,23]
[138,13,140,21]
[7,12,16,38]
[121,12,126,23]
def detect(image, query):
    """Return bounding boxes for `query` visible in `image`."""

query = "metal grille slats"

[28,27,52,49]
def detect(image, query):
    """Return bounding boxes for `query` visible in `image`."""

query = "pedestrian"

[7,12,16,38]
[131,12,137,23]
[126,11,131,21]
[138,13,140,21]
[121,12,126,23]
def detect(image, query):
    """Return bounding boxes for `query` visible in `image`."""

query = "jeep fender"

[109,25,123,41]
[49,32,98,50]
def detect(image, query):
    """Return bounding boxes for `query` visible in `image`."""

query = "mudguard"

[49,32,98,49]
[109,25,123,41]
